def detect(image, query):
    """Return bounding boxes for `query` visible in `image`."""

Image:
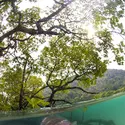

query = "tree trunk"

[48,90,56,106]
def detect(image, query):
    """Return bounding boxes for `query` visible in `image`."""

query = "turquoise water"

[1,94,125,125]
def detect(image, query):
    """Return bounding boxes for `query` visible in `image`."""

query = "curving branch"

[35,0,74,35]
[63,86,98,94]
[0,0,84,57]
[37,0,74,23]
[0,25,59,42]
[51,99,72,106]
[0,44,14,57]
[23,85,48,108]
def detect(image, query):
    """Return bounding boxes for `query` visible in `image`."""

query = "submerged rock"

[41,116,73,125]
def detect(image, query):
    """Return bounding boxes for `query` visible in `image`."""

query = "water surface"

[1,93,125,125]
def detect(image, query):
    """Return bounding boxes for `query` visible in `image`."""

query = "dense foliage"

[58,69,125,102]
[0,0,125,111]
[96,69,125,91]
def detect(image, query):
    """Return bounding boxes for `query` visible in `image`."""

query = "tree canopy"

[0,0,125,111]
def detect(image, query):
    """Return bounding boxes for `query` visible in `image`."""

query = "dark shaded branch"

[19,25,59,35]
[48,90,57,105]
[0,0,4,5]
[37,0,73,23]
[52,99,72,105]
[0,0,12,5]
[0,25,59,42]
[62,68,96,88]
[48,25,83,35]
[63,86,98,94]
[24,61,34,84]
[0,44,14,56]
[10,35,32,42]
[0,0,17,13]
[10,0,17,13]
[19,56,28,110]
[30,86,48,99]
[23,85,48,108]
[46,70,54,89]
[62,74,79,87]
[52,74,80,89]
[0,27,18,42]
[33,95,49,100]
[35,0,74,34]
[53,0,64,5]
[45,59,59,89]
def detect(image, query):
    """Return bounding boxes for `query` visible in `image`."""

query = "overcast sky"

[19,0,54,10]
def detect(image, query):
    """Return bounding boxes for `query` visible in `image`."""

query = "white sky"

[19,0,125,70]
[19,0,54,10]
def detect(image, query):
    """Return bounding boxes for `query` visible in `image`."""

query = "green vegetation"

[0,0,125,111]
[96,69,125,91]
[90,69,125,100]
[55,69,125,102]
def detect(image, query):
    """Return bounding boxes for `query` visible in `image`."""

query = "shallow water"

[1,93,125,125]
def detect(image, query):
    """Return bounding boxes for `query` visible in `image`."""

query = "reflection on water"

[83,119,116,125]
[1,93,125,125]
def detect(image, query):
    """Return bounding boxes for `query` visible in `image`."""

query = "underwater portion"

[0,93,125,125]
[59,94,125,125]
